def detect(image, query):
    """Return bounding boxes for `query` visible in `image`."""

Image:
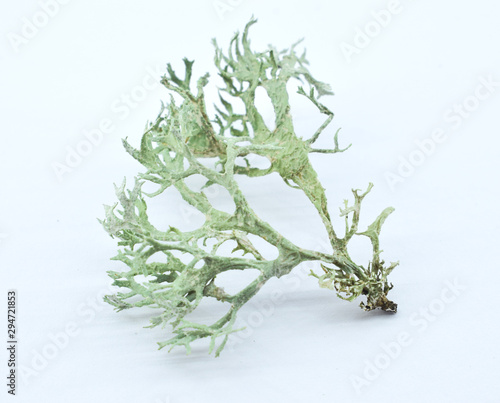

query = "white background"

[1,1,500,402]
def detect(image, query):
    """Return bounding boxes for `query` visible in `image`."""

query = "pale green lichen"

[100,18,399,356]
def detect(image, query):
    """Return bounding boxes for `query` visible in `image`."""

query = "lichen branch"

[101,19,398,357]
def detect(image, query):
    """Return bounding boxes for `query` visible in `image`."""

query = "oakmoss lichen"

[101,18,399,356]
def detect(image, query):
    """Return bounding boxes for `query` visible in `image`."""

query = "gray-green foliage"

[101,18,399,357]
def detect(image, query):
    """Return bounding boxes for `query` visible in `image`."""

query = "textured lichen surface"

[101,19,399,356]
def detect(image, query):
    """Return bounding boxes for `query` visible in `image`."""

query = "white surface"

[1,1,500,402]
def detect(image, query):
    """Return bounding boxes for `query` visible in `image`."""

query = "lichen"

[100,18,399,357]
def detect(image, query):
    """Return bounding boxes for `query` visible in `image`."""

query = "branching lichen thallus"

[101,19,399,357]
